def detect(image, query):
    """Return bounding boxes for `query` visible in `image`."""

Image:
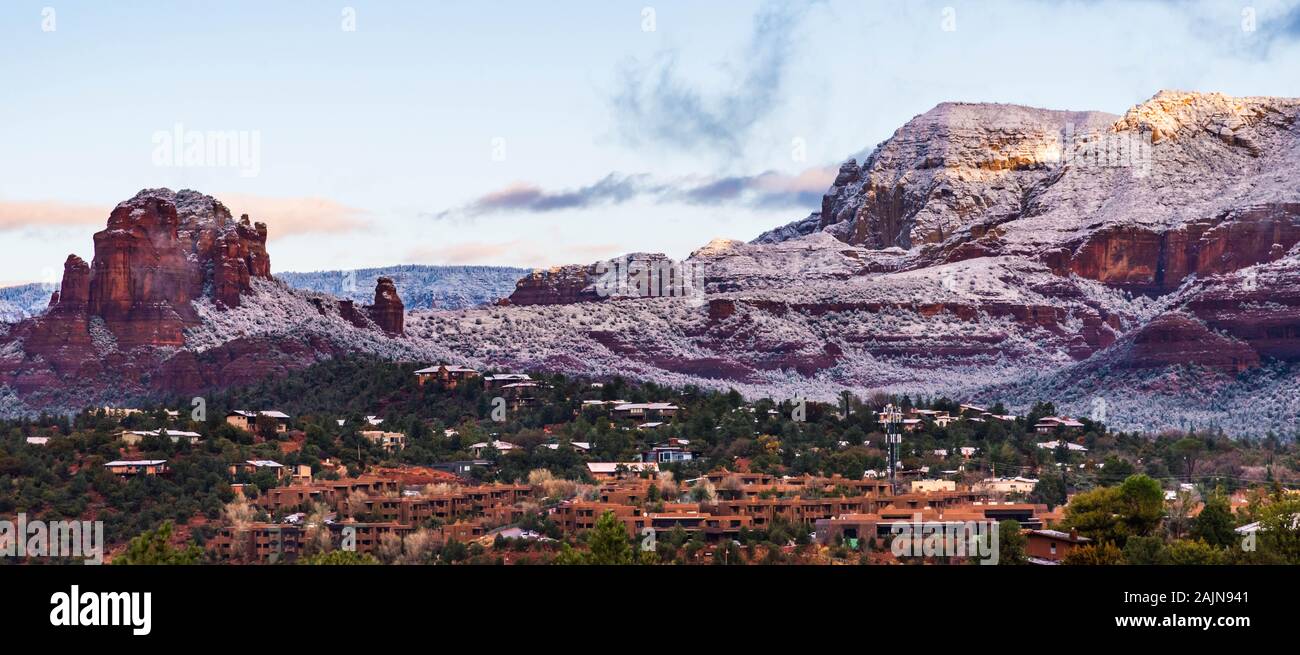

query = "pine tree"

[114,521,203,565]
[586,510,635,565]
[1190,491,1236,548]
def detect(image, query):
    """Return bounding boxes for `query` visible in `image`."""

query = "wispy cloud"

[611,0,822,157]
[1155,0,1300,58]
[0,200,103,230]
[217,194,370,239]
[428,166,837,221]
[0,194,368,240]
[673,167,835,209]
[1269,2,1300,41]
[430,174,651,219]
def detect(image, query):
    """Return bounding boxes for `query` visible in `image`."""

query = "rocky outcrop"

[368,277,405,336]
[210,215,271,309]
[13,255,97,375]
[506,264,603,306]
[56,255,90,312]
[1110,312,1260,373]
[1112,90,1280,152]
[504,253,683,305]
[335,299,370,330]
[87,196,193,347]
[759,103,1118,249]
[1176,254,1300,362]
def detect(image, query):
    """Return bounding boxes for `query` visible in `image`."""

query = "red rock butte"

[0,188,411,405]
[68,189,269,348]
[4,190,270,377]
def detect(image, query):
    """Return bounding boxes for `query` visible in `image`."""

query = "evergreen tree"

[114,521,203,565]
[299,550,379,565]
[1190,491,1236,548]
[586,510,635,565]
[997,519,1027,565]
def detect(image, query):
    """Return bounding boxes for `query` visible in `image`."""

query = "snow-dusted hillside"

[0,283,55,323]
[276,265,527,310]
[399,91,1300,436]
[5,91,1300,438]
[185,277,457,363]
[390,245,1162,421]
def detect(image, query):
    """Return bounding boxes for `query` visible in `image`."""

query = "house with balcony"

[415,364,480,388]
[362,430,407,452]
[226,410,291,433]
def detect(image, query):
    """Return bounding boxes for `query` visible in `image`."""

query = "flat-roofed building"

[105,460,168,476]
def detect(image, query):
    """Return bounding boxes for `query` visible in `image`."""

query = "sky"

[1,0,1299,285]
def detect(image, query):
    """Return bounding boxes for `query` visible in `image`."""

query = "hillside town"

[4,357,1297,565]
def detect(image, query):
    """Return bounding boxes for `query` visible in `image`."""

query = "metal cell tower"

[881,403,903,495]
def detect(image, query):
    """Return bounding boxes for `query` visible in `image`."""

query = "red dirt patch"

[371,466,464,486]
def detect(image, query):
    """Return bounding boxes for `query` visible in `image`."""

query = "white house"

[1034,416,1085,434]
[1036,439,1088,452]
[121,429,203,445]
[978,476,1039,495]
[586,462,658,479]
[468,440,517,457]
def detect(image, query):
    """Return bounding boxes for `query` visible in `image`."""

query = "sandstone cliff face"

[1064,203,1300,295]
[1176,254,1300,362]
[57,255,91,310]
[49,189,274,349]
[13,255,96,376]
[1,189,274,393]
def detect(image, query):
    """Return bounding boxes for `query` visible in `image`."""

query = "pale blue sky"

[1,0,1298,284]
